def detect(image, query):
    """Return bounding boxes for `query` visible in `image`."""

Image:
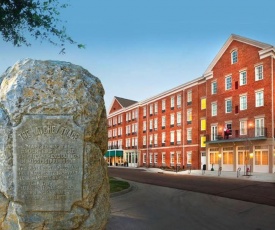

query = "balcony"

[108,145,124,150]
[206,128,268,143]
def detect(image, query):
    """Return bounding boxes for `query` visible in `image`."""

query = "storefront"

[105,150,123,166]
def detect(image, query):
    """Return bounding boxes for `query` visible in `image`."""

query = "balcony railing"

[108,145,124,150]
[206,127,268,142]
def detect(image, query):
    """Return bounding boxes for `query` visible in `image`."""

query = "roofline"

[204,34,273,76]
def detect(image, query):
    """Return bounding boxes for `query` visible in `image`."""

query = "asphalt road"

[108,167,275,207]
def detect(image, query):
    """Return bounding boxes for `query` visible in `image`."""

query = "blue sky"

[1,0,275,109]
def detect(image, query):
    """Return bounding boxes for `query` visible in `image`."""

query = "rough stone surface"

[0,59,110,229]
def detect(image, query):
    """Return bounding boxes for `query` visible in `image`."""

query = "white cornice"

[259,47,275,59]
[204,34,273,74]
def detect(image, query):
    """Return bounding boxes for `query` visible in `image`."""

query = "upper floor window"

[255,90,264,107]
[162,116,166,128]
[240,120,247,135]
[211,102,217,116]
[225,98,232,113]
[201,119,206,131]
[162,99,166,112]
[255,65,263,81]
[149,104,153,115]
[171,96,175,109]
[143,106,147,117]
[211,81,217,94]
[177,94,181,108]
[170,114,175,126]
[201,98,206,110]
[240,94,247,110]
[177,112,182,126]
[187,90,192,105]
[240,71,247,86]
[154,102,158,114]
[231,50,238,64]
[225,75,232,90]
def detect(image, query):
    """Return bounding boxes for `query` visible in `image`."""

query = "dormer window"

[231,50,238,64]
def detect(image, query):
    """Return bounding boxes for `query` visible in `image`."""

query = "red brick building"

[106,34,275,173]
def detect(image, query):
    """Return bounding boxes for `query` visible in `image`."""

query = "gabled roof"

[204,34,273,76]
[115,96,137,108]
[107,96,138,115]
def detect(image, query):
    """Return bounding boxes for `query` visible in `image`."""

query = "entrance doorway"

[201,152,206,169]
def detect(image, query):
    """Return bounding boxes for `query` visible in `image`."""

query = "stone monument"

[0,59,110,229]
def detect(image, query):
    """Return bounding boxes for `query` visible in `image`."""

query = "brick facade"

[107,34,275,173]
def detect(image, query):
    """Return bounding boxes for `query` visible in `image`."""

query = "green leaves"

[0,0,83,51]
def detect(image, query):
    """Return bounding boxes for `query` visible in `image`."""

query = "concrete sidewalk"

[120,166,275,183]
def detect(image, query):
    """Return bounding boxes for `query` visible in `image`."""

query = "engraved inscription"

[13,115,84,211]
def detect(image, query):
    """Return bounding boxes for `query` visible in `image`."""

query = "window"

[209,148,219,164]
[240,95,247,110]
[187,90,192,105]
[240,120,247,135]
[143,106,147,117]
[176,152,181,164]
[201,119,206,131]
[225,99,232,113]
[170,131,175,144]
[108,119,112,127]
[201,136,206,147]
[255,90,264,107]
[143,153,147,164]
[176,130,181,144]
[154,153,158,164]
[162,99,166,112]
[154,102,158,114]
[113,117,117,126]
[143,121,146,132]
[187,128,192,142]
[162,116,166,128]
[201,98,206,110]
[149,104,153,115]
[143,136,146,146]
[187,151,192,164]
[177,94,181,108]
[149,153,153,164]
[255,65,263,81]
[187,109,192,124]
[171,96,175,109]
[154,118,158,130]
[162,152,166,164]
[211,125,217,141]
[108,130,112,138]
[170,152,175,165]
[162,132,166,145]
[255,146,268,165]
[211,102,217,116]
[154,134,158,146]
[223,147,233,164]
[170,114,175,127]
[211,81,217,94]
[149,119,153,131]
[177,112,181,126]
[149,135,153,146]
[255,118,265,136]
[225,75,232,90]
[231,50,238,64]
[240,71,247,86]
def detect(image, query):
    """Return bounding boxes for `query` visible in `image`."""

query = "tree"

[0,0,83,50]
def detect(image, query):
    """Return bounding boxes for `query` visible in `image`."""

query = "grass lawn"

[109,177,130,193]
